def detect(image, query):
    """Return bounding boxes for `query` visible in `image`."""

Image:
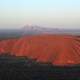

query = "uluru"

[0,34,80,66]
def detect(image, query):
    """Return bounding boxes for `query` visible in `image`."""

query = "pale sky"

[0,0,80,29]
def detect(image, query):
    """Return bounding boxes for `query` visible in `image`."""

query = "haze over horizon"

[0,0,80,29]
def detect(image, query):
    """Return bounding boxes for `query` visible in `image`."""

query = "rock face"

[0,34,80,66]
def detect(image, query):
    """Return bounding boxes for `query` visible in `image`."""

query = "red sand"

[0,35,80,66]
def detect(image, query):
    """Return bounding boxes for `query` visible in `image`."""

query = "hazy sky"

[0,0,80,29]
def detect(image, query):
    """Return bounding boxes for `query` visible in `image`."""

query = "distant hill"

[0,26,80,40]
[22,25,80,36]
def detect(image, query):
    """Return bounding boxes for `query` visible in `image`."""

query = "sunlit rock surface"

[0,34,80,66]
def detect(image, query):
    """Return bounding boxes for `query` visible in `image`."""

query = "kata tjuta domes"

[0,34,80,66]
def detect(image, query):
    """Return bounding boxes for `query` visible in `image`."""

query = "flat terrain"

[0,55,80,80]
